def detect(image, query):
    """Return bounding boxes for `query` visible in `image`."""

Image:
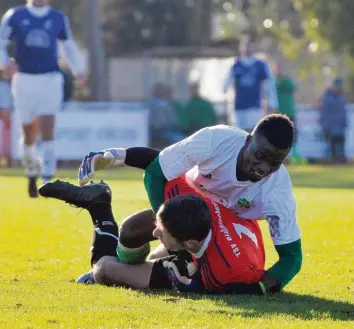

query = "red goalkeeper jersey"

[165,177,266,292]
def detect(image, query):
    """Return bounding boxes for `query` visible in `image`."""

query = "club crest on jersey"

[237,197,251,209]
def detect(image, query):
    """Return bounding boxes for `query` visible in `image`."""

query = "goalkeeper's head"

[153,195,212,253]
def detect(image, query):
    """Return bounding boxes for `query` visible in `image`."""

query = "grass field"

[0,165,353,329]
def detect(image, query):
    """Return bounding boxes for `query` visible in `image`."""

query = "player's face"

[240,40,255,57]
[238,133,290,182]
[153,219,185,251]
[27,0,50,7]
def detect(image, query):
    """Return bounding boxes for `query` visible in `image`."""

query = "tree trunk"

[84,0,109,101]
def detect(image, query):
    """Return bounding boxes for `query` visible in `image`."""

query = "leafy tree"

[101,0,212,56]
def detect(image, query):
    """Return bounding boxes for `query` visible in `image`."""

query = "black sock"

[90,229,118,266]
[88,203,119,266]
[88,203,117,231]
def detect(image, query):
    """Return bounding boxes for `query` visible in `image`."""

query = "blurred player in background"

[0,0,85,197]
[39,179,268,295]
[224,35,278,132]
[274,61,305,164]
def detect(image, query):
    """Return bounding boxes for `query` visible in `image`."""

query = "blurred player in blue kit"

[224,36,278,132]
[0,0,85,197]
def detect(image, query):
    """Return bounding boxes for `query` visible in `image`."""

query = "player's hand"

[78,148,127,186]
[74,73,86,89]
[163,260,199,292]
[260,271,281,293]
[1,59,18,79]
[78,150,115,186]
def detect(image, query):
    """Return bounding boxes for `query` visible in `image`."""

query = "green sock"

[116,242,151,264]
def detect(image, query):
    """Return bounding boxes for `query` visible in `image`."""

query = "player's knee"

[119,209,156,248]
[119,220,140,247]
[93,256,115,285]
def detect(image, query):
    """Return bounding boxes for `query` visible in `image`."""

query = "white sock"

[21,143,39,178]
[40,140,56,181]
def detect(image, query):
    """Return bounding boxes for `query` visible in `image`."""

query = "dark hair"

[157,195,212,243]
[254,113,294,150]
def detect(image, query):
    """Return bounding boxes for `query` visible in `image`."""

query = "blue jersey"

[231,59,268,110]
[3,6,70,74]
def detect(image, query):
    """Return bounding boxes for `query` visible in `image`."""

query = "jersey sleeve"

[262,186,300,245]
[58,14,72,40]
[58,14,85,75]
[158,127,213,181]
[0,9,15,68]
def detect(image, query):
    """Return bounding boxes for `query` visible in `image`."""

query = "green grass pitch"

[0,165,353,329]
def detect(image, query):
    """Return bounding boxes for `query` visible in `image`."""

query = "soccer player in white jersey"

[77,113,302,294]
[0,0,85,197]
[224,36,278,132]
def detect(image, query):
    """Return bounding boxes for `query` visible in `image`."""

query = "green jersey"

[276,75,296,120]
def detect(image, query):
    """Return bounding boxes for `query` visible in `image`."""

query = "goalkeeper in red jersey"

[39,177,268,294]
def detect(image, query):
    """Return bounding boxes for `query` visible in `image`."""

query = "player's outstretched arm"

[79,128,213,213]
[266,239,302,291]
[77,146,167,212]
[78,147,160,186]
[262,187,302,291]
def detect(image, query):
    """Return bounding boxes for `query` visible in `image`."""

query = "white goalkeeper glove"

[78,148,126,186]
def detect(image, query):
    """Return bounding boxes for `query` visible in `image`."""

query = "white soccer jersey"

[159,125,301,246]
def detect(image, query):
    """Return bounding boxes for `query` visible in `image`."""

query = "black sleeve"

[125,147,161,170]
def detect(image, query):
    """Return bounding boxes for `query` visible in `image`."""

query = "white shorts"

[235,108,263,131]
[0,80,12,109]
[12,72,63,125]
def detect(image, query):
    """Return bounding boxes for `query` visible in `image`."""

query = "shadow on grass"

[146,290,354,321]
